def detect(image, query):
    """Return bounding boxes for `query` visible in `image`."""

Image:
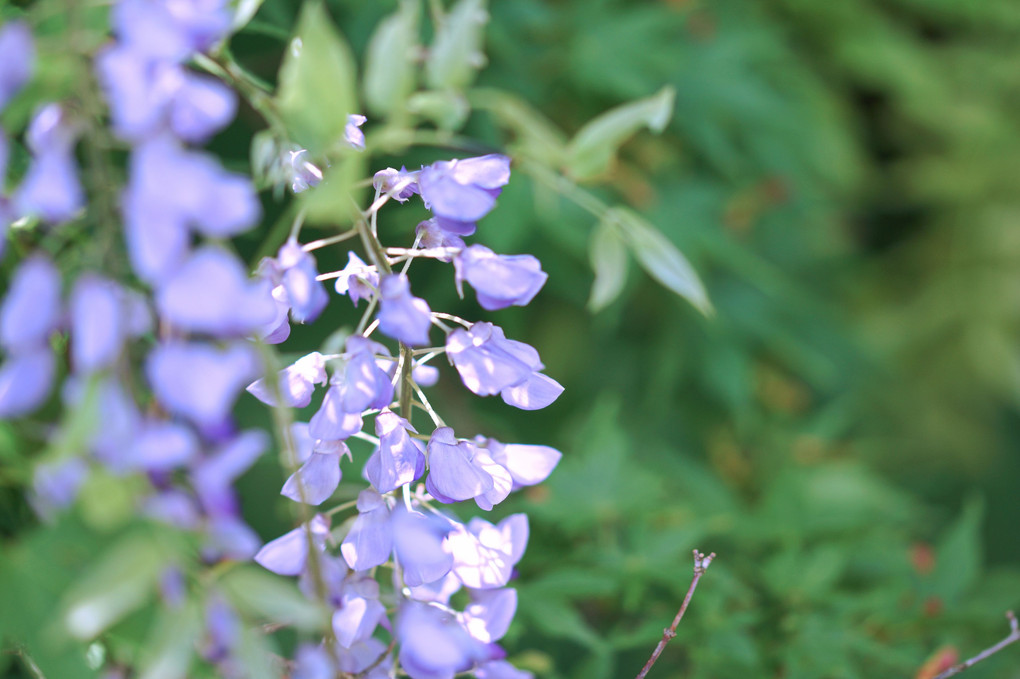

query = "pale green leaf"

[610,207,711,314]
[62,534,167,639]
[137,604,202,679]
[275,1,358,154]
[220,566,328,631]
[364,0,419,116]
[566,86,675,180]
[407,90,469,131]
[588,215,629,312]
[425,0,488,91]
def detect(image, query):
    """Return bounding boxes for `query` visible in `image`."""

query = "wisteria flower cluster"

[249,152,563,678]
[0,3,562,678]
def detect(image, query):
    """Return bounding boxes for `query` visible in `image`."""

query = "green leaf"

[220,566,327,632]
[587,215,629,312]
[609,207,711,314]
[425,0,489,91]
[931,496,984,603]
[275,1,358,154]
[137,603,202,679]
[62,533,168,640]
[407,90,470,131]
[469,89,567,165]
[232,0,265,31]
[566,86,675,180]
[364,0,419,117]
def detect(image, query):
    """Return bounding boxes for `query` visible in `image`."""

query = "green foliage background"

[3,0,1020,677]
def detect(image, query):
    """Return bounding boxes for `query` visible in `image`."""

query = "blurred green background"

[5,0,1020,677]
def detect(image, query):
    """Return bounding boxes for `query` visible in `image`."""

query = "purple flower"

[255,514,330,576]
[332,576,386,648]
[112,0,232,62]
[445,323,563,410]
[15,105,84,223]
[246,351,327,408]
[281,443,347,505]
[70,275,126,374]
[0,254,61,353]
[425,428,496,504]
[447,514,528,590]
[397,601,486,679]
[127,420,199,472]
[96,48,236,143]
[415,219,465,261]
[0,348,55,418]
[333,252,378,306]
[341,489,392,571]
[293,644,333,679]
[336,638,392,679]
[460,588,517,644]
[309,383,365,441]
[147,341,259,430]
[481,438,561,488]
[202,594,240,664]
[29,457,88,520]
[373,166,419,201]
[157,246,276,335]
[286,148,323,193]
[340,336,394,412]
[124,138,260,282]
[276,239,329,323]
[364,410,425,493]
[377,274,432,347]
[345,114,367,150]
[418,154,511,233]
[453,245,547,311]
[0,22,34,111]
[192,430,267,516]
[392,505,454,587]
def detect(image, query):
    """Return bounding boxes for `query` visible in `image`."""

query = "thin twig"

[933,611,1020,679]
[635,550,715,679]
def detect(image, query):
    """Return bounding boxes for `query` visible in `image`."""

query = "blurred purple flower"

[397,601,486,679]
[157,246,276,335]
[0,21,34,111]
[0,254,61,353]
[70,275,125,374]
[29,457,88,519]
[0,348,55,418]
[96,48,236,143]
[112,0,232,62]
[15,105,83,223]
[147,341,259,430]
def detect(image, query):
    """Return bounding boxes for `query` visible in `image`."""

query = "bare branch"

[635,549,716,679]
[933,611,1020,679]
